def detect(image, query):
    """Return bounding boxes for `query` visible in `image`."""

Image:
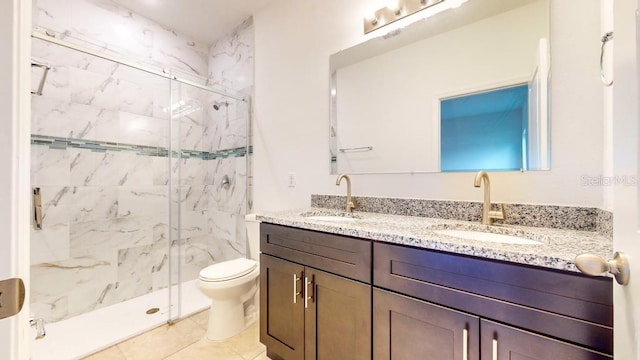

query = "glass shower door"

[30,36,176,359]
[169,77,251,321]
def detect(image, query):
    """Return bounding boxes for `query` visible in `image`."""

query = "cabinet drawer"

[373,242,613,354]
[261,223,371,283]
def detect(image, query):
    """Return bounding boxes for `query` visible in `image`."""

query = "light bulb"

[386,0,401,12]
[364,9,378,25]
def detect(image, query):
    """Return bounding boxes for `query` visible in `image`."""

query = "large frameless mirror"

[330,0,550,174]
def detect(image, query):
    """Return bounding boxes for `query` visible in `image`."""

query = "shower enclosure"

[29,33,250,359]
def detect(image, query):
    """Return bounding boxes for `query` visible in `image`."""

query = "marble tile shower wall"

[207,18,254,95]
[207,18,254,211]
[30,3,252,323]
[33,0,209,79]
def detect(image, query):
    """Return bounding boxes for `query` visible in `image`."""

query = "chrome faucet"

[473,171,506,225]
[336,174,357,212]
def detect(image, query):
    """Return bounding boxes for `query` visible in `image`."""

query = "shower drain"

[146,307,160,315]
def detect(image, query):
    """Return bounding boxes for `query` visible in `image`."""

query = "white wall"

[253,0,604,211]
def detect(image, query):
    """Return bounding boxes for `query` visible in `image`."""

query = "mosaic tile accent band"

[311,194,613,237]
[31,134,250,160]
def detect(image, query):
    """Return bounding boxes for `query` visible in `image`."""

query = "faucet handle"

[347,197,358,212]
[488,204,506,221]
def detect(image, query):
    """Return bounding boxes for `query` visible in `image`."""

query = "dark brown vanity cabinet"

[260,223,372,360]
[374,242,613,360]
[260,223,613,360]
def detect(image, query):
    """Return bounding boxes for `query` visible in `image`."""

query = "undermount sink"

[305,215,359,223]
[434,229,542,245]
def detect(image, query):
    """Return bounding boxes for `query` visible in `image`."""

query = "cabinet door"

[260,254,305,360]
[373,288,480,360]
[480,320,612,360]
[304,268,371,360]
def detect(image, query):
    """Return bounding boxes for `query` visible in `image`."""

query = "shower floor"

[31,280,210,360]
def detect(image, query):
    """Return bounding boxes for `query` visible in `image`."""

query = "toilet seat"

[199,258,258,282]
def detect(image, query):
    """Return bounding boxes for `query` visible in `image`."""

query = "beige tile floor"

[83,310,269,360]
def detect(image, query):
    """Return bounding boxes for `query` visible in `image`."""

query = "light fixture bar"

[364,0,445,34]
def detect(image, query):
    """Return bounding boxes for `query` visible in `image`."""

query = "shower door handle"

[33,187,43,230]
[31,61,51,96]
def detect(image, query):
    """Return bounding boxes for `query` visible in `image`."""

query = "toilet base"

[206,299,247,341]
[196,261,260,341]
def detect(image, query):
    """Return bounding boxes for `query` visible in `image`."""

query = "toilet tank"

[245,214,261,260]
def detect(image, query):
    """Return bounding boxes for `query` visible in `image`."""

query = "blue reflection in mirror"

[440,84,529,172]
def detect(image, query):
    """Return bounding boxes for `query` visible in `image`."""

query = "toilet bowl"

[196,214,261,341]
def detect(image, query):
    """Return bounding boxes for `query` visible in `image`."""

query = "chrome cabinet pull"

[32,187,43,230]
[492,338,498,360]
[292,274,301,304]
[462,328,468,360]
[304,276,313,309]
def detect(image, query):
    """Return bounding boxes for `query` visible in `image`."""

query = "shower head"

[212,101,229,111]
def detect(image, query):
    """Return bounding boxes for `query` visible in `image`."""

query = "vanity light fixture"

[364,0,466,34]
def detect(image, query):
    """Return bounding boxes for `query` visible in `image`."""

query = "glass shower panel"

[169,78,251,319]
[30,36,174,327]
[169,79,215,320]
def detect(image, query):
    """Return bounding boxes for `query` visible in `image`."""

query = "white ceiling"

[111,0,276,44]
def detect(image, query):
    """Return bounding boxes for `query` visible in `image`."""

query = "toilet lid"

[199,258,257,282]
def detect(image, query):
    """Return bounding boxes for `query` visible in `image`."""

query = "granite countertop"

[257,208,613,274]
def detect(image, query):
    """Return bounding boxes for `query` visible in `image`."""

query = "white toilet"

[197,214,261,341]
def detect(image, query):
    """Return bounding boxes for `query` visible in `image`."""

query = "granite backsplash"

[311,195,613,238]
